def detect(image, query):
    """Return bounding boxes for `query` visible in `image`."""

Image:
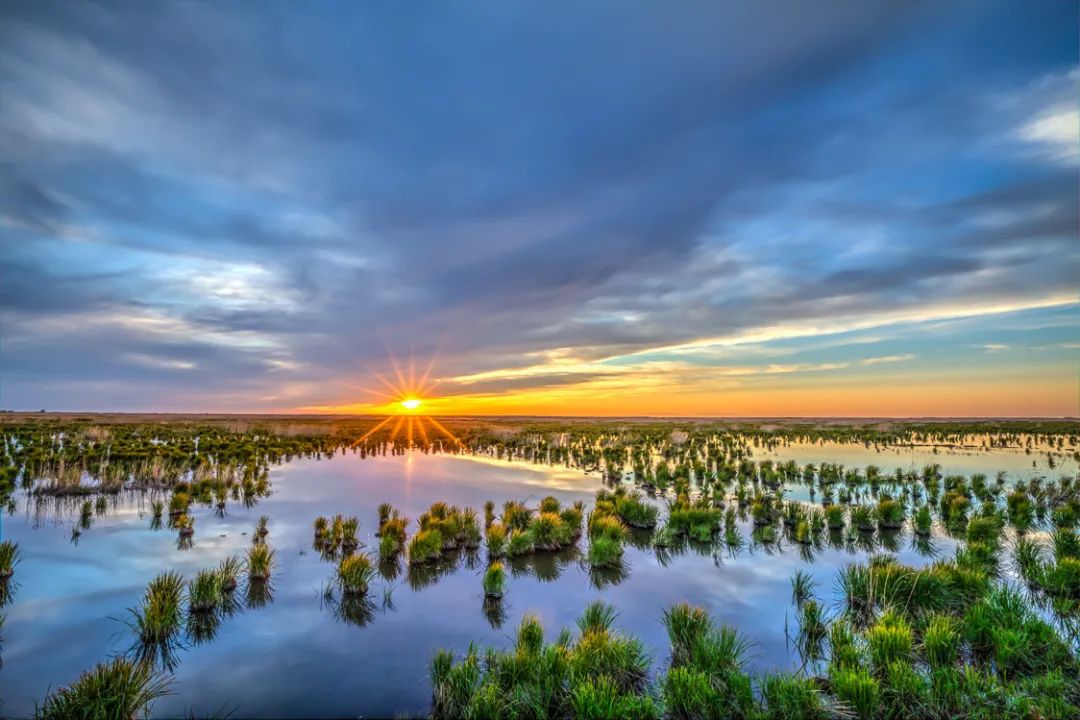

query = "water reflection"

[1,442,1071,717]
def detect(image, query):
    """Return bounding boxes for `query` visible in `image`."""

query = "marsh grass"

[431,601,651,719]
[482,561,505,598]
[35,657,170,720]
[408,529,444,566]
[587,535,623,569]
[791,569,815,608]
[188,570,223,613]
[216,555,243,593]
[337,553,375,596]
[247,544,275,582]
[0,541,19,579]
[485,522,507,558]
[127,571,185,670]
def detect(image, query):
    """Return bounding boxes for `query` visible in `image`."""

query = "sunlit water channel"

[0,438,1074,717]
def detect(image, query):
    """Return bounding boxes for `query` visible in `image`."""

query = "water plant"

[0,540,19,579]
[408,529,443,565]
[913,504,933,536]
[35,657,169,720]
[825,504,845,530]
[587,535,623,568]
[127,571,184,668]
[790,569,815,607]
[217,555,243,592]
[379,533,401,563]
[485,522,507,558]
[188,569,223,613]
[430,601,652,719]
[247,543,275,581]
[482,561,505,598]
[337,553,375,596]
[507,528,534,557]
[875,497,905,530]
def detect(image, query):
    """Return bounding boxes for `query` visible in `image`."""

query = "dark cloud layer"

[0,0,1076,411]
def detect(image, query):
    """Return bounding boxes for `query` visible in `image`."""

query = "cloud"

[0,0,1077,413]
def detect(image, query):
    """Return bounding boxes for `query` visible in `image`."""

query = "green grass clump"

[485,522,507,558]
[614,491,659,529]
[188,569,223,613]
[502,500,532,531]
[825,504,845,530]
[430,602,653,719]
[587,535,623,568]
[570,675,661,720]
[539,495,561,513]
[378,533,401,563]
[875,498,905,530]
[922,613,959,669]
[35,657,169,720]
[865,610,912,670]
[483,561,505,598]
[337,553,375,596]
[588,513,628,542]
[850,505,875,532]
[760,672,829,720]
[913,505,933,536]
[662,603,754,719]
[830,667,879,720]
[0,540,19,579]
[965,515,1001,546]
[247,544,275,581]
[128,571,184,667]
[216,555,243,593]
[408,529,443,565]
[507,528,534,557]
[529,512,567,550]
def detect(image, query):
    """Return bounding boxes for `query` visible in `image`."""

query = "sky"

[1,0,1077,417]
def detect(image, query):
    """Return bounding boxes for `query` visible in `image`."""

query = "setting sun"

[400,398,422,411]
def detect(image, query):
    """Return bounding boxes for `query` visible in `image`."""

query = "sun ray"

[415,415,430,445]
[425,415,463,446]
[416,350,439,392]
[372,371,401,397]
[355,385,401,402]
[388,415,406,444]
[389,355,410,396]
[349,415,394,448]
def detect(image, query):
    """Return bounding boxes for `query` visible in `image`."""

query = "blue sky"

[0,0,1076,415]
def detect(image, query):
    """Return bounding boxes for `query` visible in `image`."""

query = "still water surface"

[0,440,1072,717]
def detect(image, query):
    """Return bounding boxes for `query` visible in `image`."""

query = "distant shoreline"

[1,411,1075,425]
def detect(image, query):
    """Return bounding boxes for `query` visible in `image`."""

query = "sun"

[400,398,422,411]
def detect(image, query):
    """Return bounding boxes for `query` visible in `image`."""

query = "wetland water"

[0,438,1075,717]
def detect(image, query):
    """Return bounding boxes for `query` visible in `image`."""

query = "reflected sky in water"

[0,440,1070,717]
